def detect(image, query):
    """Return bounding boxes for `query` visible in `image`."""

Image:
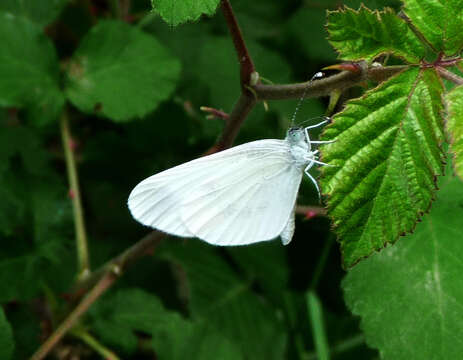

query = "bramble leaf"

[403,0,463,55]
[320,67,445,267]
[343,175,463,359]
[0,0,67,27]
[151,0,220,26]
[327,6,425,62]
[445,85,463,179]
[0,308,14,360]
[66,20,181,122]
[0,12,64,125]
[90,288,243,359]
[160,242,287,359]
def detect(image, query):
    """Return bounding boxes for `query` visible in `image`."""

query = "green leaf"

[403,0,463,55]
[0,125,73,301]
[7,305,40,360]
[0,308,14,360]
[65,20,181,122]
[320,67,445,267]
[151,0,220,26]
[307,291,330,360]
[327,6,425,62]
[343,175,463,359]
[160,242,287,359]
[0,12,64,125]
[0,0,68,27]
[445,85,463,179]
[90,288,243,359]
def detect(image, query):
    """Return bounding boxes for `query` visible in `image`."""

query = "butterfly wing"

[128,139,303,245]
[179,141,303,245]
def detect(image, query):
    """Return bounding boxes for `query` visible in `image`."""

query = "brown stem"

[437,66,463,85]
[213,93,257,152]
[72,231,164,297]
[30,272,117,360]
[295,205,327,218]
[200,106,230,119]
[253,64,407,100]
[221,0,255,88]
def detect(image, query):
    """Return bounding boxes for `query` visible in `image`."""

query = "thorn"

[304,210,318,220]
[200,106,230,120]
[323,62,362,73]
[263,101,269,111]
[69,138,77,151]
[204,144,219,155]
[68,189,75,199]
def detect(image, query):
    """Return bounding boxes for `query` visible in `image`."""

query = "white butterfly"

[127,119,332,246]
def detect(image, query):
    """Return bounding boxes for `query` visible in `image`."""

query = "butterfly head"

[286,127,306,145]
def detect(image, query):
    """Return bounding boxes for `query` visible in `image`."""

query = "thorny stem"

[214,93,257,152]
[30,272,117,360]
[33,232,163,359]
[60,110,90,280]
[221,0,255,89]
[72,231,164,297]
[253,64,407,100]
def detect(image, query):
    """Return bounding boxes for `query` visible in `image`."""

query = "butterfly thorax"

[286,127,311,168]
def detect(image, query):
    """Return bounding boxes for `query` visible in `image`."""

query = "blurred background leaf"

[0,0,67,27]
[0,12,64,125]
[65,20,181,122]
[343,174,463,359]
[0,307,13,360]
[151,0,220,26]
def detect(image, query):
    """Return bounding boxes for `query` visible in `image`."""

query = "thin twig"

[200,106,230,119]
[213,93,257,152]
[437,66,463,85]
[71,328,121,360]
[221,0,255,88]
[60,110,90,280]
[72,231,164,297]
[30,272,117,360]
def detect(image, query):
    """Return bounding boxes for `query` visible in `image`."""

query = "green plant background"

[1,0,462,359]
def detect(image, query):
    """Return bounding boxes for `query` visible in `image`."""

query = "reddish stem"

[221,0,255,89]
[200,106,230,119]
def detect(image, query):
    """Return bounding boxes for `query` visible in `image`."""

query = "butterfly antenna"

[290,71,324,127]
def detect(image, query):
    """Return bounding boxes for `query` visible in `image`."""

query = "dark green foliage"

[1,0,463,359]
[0,308,13,360]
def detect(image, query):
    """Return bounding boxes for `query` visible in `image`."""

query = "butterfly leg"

[304,161,321,199]
[310,140,336,144]
[304,117,330,130]
[304,119,330,144]
[310,158,334,167]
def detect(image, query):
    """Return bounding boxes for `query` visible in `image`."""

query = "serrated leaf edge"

[320,67,446,268]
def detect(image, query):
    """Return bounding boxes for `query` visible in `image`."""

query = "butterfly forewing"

[128,139,302,244]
